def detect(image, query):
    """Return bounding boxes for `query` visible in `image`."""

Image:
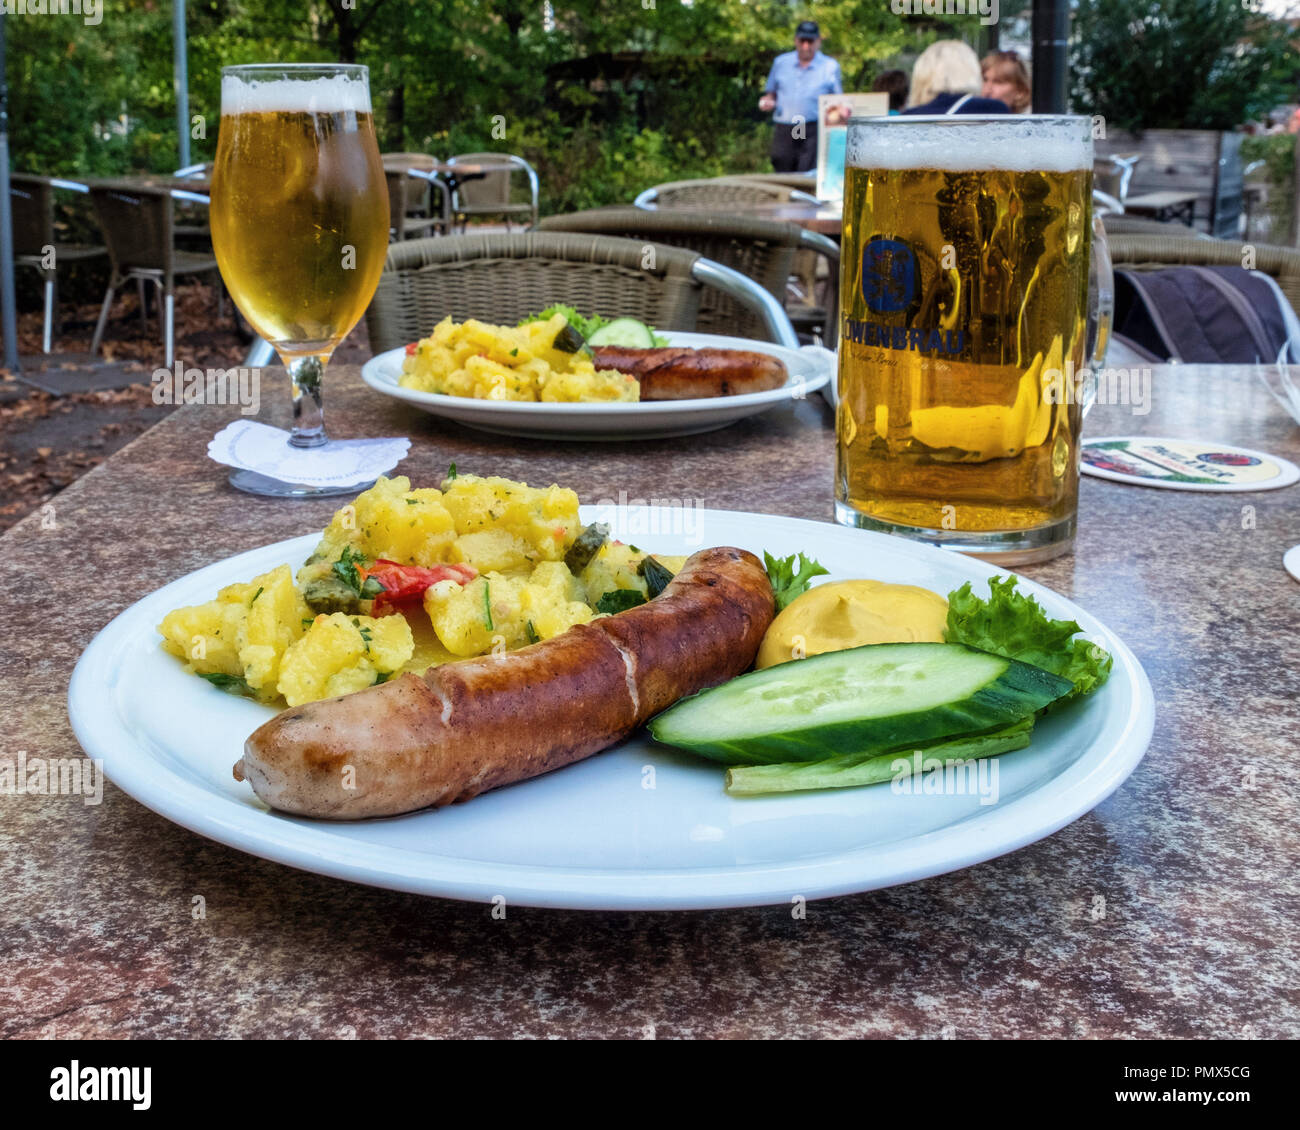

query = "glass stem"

[287,354,328,448]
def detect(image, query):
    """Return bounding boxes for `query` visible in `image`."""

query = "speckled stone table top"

[3,364,1297,1038]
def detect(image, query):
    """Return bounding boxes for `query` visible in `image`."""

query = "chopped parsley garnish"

[482,580,494,630]
[250,586,263,605]
[525,620,540,644]
[446,461,458,481]
[333,546,384,599]
[351,618,373,651]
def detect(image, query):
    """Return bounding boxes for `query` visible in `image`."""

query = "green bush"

[1241,134,1297,247]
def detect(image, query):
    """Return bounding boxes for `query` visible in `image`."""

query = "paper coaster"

[1081,437,1299,492]
[1285,545,1300,583]
[208,421,410,489]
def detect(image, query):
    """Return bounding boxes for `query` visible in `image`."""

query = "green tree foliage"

[1071,0,1300,132]
[7,0,1006,208]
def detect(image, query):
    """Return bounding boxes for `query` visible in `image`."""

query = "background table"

[2,364,1296,1038]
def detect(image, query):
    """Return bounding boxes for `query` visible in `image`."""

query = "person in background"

[903,40,1011,116]
[981,50,1032,114]
[872,70,910,115]
[759,20,844,172]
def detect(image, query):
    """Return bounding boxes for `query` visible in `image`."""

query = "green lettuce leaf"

[944,576,1112,704]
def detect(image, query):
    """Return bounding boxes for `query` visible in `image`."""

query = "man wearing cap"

[759,21,843,172]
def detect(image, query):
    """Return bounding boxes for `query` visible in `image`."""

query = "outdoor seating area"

[1,0,1299,1062]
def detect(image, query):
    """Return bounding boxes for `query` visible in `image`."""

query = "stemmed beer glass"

[211,64,390,497]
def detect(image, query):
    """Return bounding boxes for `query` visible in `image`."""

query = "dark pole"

[1031,0,1070,114]
[0,11,20,373]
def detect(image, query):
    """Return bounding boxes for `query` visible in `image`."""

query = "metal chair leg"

[137,278,149,331]
[42,278,55,354]
[90,283,116,357]
[163,286,175,368]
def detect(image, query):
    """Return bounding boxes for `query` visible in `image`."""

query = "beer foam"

[846,117,1089,172]
[221,73,372,115]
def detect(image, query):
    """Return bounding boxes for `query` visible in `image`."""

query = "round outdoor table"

[1,362,1296,1037]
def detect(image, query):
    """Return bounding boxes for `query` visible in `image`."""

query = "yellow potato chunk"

[423,562,592,656]
[157,564,310,703]
[520,561,595,640]
[450,528,534,574]
[579,545,688,606]
[440,473,580,564]
[398,314,640,402]
[277,613,414,707]
[539,362,638,403]
[304,476,458,574]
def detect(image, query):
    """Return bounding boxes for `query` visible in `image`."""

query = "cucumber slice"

[587,318,657,348]
[648,642,1073,764]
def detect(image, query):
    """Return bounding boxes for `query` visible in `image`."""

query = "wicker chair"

[1102,213,1203,238]
[1108,233,1300,319]
[717,172,819,194]
[10,174,106,353]
[385,167,446,242]
[634,177,820,211]
[88,182,223,366]
[539,207,840,344]
[364,232,797,354]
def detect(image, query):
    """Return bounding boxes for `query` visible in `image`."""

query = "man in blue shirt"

[759,21,843,173]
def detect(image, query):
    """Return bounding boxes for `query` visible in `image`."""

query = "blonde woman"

[903,40,1011,116]
[982,50,1032,114]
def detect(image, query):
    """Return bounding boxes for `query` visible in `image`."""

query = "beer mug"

[212,64,389,496]
[835,115,1113,564]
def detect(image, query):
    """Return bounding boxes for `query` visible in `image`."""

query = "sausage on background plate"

[590,346,788,400]
[234,546,775,819]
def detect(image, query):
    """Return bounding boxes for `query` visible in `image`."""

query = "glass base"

[834,500,1075,566]
[228,469,375,499]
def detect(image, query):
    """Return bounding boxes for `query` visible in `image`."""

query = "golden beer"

[836,117,1095,561]
[212,84,389,356]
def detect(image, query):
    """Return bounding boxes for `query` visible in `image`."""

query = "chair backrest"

[637,177,814,211]
[447,152,527,208]
[539,207,810,339]
[365,231,703,353]
[88,183,174,275]
[714,172,818,193]
[383,168,413,237]
[9,174,53,257]
[1109,233,1300,319]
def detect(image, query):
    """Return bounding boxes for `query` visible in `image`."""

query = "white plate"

[360,332,831,440]
[68,509,1153,911]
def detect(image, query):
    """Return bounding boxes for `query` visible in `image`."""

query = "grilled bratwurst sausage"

[233,546,774,819]
[590,346,788,400]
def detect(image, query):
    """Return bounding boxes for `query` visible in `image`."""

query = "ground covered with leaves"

[0,282,369,533]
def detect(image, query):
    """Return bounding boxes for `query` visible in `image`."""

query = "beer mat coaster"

[1285,545,1300,584]
[208,421,410,489]
[1081,437,1299,492]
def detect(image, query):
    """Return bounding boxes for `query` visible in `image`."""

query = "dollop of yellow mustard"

[755,580,949,669]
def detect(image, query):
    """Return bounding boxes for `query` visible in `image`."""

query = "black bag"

[1112,266,1291,364]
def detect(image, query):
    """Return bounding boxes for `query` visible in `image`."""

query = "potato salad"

[158,472,685,707]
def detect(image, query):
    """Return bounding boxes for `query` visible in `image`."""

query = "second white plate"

[361,331,831,440]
